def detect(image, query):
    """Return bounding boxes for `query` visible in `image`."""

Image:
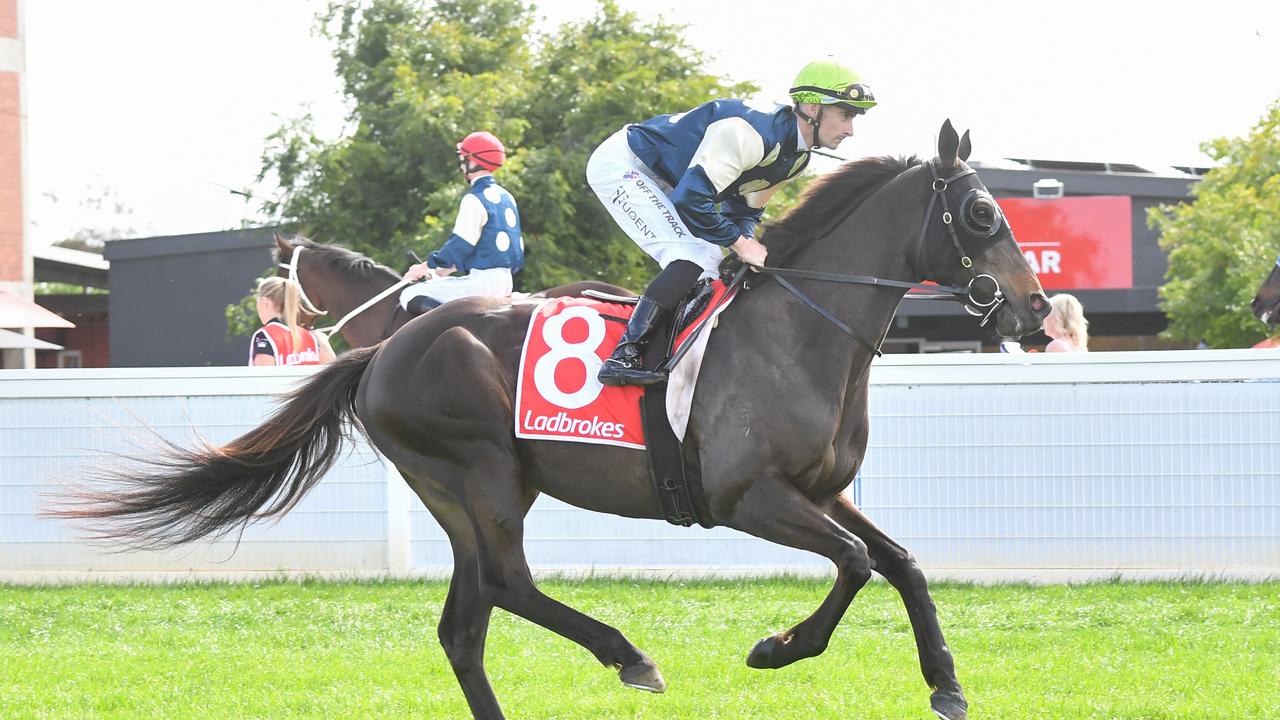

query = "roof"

[103,226,282,262]
[32,245,110,289]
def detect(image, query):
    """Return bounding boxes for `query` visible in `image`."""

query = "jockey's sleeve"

[669,118,766,246]
[721,195,765,239]
[428,192,487,271]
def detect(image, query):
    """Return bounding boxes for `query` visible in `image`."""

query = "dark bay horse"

[273,235,635,347]
[1251,255,1280,326]
[59,120,1048,720]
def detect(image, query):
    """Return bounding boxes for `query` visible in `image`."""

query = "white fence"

[2,350,1278,583]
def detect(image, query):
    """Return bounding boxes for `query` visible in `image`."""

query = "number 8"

[533,307,607,409]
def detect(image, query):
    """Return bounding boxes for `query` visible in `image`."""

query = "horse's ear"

[938,119,959,168]
[958,130,972,163]
[274,233,292,259]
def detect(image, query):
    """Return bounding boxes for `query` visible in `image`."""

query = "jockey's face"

[816,106,858,150]
[798,103,859,150]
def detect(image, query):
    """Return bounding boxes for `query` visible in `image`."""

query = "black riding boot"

[597,296,668,386]
[405,295,441,317]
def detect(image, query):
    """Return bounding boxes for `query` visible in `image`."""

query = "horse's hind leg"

[462,457,667,693]
[719,477,874,670]
[823,493,968,720]
[412,478,504,720]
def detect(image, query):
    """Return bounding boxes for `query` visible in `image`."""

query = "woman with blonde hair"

[249,277,336,366]
[1044,293,1089,352]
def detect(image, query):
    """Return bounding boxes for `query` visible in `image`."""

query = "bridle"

[278,246,329,318]
[749,159,1007,356]
[279,245,413,339]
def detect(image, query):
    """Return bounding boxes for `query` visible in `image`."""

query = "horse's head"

[274,233,330,320]
[916,120,1050,338]
[1250,257,1280,327]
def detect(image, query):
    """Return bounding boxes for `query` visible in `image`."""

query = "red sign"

[515,298,645,449]
[998,196,1133,290]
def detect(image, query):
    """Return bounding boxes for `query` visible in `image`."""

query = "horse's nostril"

[1029,292,1050,318]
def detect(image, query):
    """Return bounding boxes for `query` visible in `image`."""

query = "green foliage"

[258,0,754,293]
[224,290,261,341]
[1150,100,1280,348]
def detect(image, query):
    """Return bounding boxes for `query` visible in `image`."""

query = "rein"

[280,246,413,338]
[747,159,1007,356]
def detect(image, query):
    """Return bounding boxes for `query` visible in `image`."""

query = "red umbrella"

[0,290,75,329]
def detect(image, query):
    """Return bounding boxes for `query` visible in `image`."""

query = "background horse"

[274,235,634,348]
[1250,256,1280,326]
[59,120,1048,720]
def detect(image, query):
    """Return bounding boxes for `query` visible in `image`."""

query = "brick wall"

[0,70,19,283]
[0,0,15,39]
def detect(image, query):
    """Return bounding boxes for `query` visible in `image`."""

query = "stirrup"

[598,355,667,386]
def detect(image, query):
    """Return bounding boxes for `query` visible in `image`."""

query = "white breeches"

[398,267,514,308]
[586,128,724,278]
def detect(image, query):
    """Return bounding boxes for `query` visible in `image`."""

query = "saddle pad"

[514,281,738,449]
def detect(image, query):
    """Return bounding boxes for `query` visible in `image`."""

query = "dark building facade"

[885,160,1203,352]
[104,227,278,367]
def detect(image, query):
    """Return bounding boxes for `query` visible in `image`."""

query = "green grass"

[1,579,1277,719]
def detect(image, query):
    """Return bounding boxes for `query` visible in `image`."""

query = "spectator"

[1044,293,1089,352]
[250,277,335,366]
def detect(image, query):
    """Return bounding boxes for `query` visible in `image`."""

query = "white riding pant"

[398,267,513,308]
[586,128,724,278]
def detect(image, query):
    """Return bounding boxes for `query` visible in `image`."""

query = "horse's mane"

[291,237,401,282]
[763,155,921,258]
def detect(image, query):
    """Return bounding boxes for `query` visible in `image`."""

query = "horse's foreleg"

[722,478,873,669]
[463,458,666,694]
[823,492,968,720]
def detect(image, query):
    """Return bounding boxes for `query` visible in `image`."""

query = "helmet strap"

[459,154,490,178]
[794,104,824,149]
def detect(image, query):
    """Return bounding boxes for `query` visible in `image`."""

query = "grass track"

[2,579,1276,719]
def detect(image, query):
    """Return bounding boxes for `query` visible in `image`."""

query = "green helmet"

[789,59,877,113]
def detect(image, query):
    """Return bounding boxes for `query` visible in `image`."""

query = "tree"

[256,0,752,293]
[1150,100,1280,348]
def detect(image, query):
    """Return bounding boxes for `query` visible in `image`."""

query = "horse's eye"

[970,200,994,226]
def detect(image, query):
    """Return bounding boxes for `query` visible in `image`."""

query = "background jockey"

[250,277,336,366]
[400,131,525,316]
[586,58,877,386]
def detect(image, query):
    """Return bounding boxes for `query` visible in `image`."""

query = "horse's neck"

[776,171,927,358]
[316,265,403,346]
[787,168,925,282]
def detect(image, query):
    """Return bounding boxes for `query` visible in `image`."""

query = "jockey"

[400,131,525,316]
[586,58,876,386]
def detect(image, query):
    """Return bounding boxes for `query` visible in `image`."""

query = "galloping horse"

[274,235,635,347]
[59,121,1048,720]
[1251,255,1280,327]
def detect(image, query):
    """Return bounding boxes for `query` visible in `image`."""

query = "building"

[885,159,1204,352]
[0,0,41,369]
[103,227,279,367]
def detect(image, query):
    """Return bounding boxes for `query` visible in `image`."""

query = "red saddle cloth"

[514,280,737,449]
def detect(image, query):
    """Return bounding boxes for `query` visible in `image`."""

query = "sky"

[22,0,1280,247]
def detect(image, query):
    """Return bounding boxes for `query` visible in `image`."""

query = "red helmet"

[457,131,506,171]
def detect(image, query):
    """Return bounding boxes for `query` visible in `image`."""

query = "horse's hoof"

[745,633,789,669]
[930,689,968,720]
[618,659,666,693]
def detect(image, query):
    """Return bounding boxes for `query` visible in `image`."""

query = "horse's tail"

[50,345,380,550]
